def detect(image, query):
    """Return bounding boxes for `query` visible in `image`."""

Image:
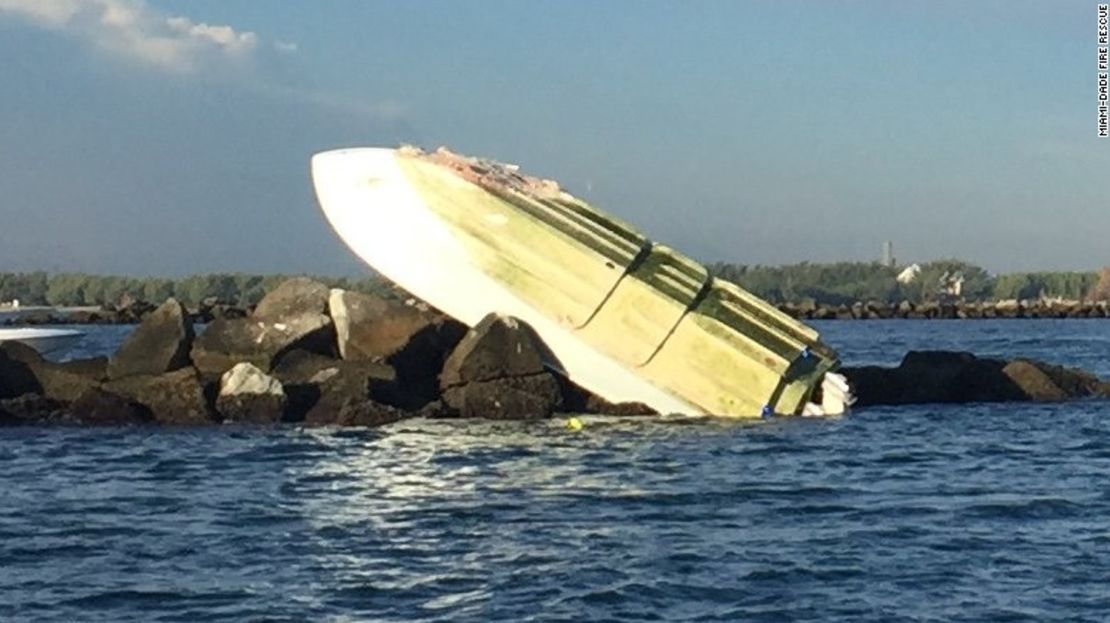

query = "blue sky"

[0,0,1105,276]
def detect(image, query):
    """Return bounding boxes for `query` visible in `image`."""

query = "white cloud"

[273,40,298,53]
[166,16,257,55]
[0,0,408,125]
[0,0,278,73]
[0,0,80,28]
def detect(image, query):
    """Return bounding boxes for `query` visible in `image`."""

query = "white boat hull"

[311,148,698,414]
[0,328,84,358]
[311,147,849,417]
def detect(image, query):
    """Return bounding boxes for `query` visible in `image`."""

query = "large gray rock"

[439,314,561,419]
[0,342,108,404]
[191,313,335,376]
[843,351,1110,407]
[303,397,409,427]
[56,357,109,379]
[292,358,405,423]
[0,342,113,406]
[191,278,338,377]
[329,289,465,392]
[558,377,657,416]
[271,348,394,386]
[0,342,43,399]
[0,394,67,426]
[0,340,43,364]
[442,374,562,420]
[1026,359,1110,398]
[70,387,154,425]
[1000,361,1070,402]
[215,363,287,424]
[30,361,102,403]
[108,298,194,379]
[898,351,1025,404]
[254,278,331,321]
[439,313,548,389]
[104,367,216,425]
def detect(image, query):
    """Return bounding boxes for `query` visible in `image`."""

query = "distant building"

[939,271,965,298]
[881,241,896,268]
[897,264,921,284]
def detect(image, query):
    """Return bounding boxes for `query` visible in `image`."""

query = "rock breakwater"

[777,299,1110,320]
[3,279,1109,426]
[7,297,1109,327]
[1,279,649,427]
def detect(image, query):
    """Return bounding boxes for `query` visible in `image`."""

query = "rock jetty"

[6,296,1110,327]
[842,352,1110,406]
[776,299,1110,320]
[3,278,1109,427]
[0,279,649,427]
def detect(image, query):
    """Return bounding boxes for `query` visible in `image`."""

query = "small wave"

[963,497,1082,520]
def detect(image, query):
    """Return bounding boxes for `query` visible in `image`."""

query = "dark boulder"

[0,394,68,425]
[439,314,561,419]
[442,374,562,420]
[329,288,465,396]
[271,348,391,385]
[0,342,107,403]
[1024,359,1110,398]
[190,278,339,377]
[1000,361,1069,402]
[29,360,102,403]
[104,367,217,425]
[56,356,109,380]
[558,376,657,416]
[844,351,1019,406]
[843,350,1108,407]
[70,387,154,425]
[439,313,548,388]
[837,365,901,407]
[588,398,658,416]
[108,298,194,379]
[303,397,409,427]
[191,313,335,376]
[215,363,288,424]
[0,339,42,364]
[896,351,1025,404]
[291,358,406,422]
[0,342,43,399]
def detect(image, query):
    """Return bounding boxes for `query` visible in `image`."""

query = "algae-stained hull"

[311,146,845,417]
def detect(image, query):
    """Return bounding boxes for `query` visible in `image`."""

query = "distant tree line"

[0,262,1106,308]
[707,260,1104,305]
[0,272,395,307]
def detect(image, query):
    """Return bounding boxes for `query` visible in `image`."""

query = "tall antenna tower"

[881,241,895,268]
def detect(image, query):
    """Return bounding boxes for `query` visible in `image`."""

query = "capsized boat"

[0,327,84,358]
[311,146,851,417]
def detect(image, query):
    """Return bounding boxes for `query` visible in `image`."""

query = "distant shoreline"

[776,299,1110,320]
[2,264,1108,322]
[3,298,1108,325]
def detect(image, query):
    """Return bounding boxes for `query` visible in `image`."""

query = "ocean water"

[2,320,1109,622]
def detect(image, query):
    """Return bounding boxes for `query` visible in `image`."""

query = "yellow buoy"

[565,417,584,432]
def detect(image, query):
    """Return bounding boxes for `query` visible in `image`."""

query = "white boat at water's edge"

[311,146,852,417]
[0,328,85,358]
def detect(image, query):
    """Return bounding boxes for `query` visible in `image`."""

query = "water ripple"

[2,321,1110,621]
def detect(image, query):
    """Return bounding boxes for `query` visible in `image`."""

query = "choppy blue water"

[2,320,1110,622]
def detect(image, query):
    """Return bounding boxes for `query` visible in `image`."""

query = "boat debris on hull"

[311,146,849,417]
